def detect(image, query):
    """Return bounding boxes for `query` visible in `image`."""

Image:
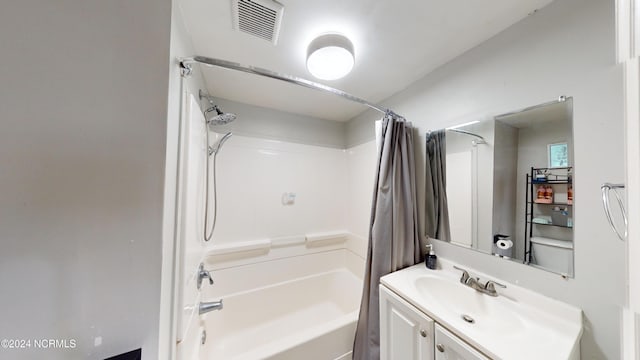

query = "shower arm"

[179,56,402,119]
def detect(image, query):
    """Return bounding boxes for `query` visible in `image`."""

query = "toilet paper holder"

[493,234,513,258]
[494,234,512,246]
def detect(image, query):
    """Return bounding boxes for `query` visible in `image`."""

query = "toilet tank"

[530,236,574,277]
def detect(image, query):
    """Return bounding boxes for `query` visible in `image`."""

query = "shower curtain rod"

[179,56,401,118]
[447,128,487,144]
[429,128,487,144]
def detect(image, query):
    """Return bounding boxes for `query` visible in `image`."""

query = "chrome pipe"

[180,56,398,117]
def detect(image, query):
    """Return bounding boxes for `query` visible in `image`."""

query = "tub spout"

[199,300,223,315]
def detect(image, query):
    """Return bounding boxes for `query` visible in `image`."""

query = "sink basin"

[413,276,525,333]
[380,261,583,359]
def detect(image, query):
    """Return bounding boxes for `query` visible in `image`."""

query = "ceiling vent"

[232,0,284,45]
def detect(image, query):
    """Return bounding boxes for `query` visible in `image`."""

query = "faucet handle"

[197,263,214,290]
[453,266,470,284]
[484,280,506,292]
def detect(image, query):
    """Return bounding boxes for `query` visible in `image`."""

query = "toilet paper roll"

[496,239,513,250]
[494,239,513,258]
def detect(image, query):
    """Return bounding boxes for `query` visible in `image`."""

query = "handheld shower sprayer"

[209,132,232,155]
[203,131,232,242]
[199,89,237,243]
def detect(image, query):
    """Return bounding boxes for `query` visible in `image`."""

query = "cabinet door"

[434,324,490,360]
[380,285,435,360]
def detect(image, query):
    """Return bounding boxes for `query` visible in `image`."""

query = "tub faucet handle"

[197,263,214,290]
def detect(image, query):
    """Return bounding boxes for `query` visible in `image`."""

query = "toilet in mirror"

[431,97,574,277]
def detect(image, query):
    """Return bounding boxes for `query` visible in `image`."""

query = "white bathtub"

[200,249,363,360]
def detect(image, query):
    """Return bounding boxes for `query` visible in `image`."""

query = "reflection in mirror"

[430,97,574,277]
[444,121,493,251]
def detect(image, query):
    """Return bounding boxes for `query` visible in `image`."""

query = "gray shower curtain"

[353,113,422,360]
[425,130,450,242]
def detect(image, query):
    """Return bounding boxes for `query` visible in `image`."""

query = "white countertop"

[380,258,583,359]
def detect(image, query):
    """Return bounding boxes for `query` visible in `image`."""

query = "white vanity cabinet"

[380,264,583,359]
[380,285,435,360]
[380,285,490,360]
[435,324,490,360]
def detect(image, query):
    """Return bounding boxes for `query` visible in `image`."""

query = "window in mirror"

[548,142,569,168]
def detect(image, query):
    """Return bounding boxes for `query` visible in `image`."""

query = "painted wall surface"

[0,1,171,360]
[347,0,625,357]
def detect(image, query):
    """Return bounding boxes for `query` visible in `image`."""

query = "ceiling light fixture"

[306,34,355,81]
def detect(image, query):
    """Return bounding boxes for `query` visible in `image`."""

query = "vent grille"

[233,0,284,44]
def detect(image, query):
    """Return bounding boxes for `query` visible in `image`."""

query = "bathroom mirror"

[431,97,574,277]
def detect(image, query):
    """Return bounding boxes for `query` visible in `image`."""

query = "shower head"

[205,106,237,125]
[210,132,232,155]
[199,90,237,126]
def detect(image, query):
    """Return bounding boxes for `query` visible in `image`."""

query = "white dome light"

[306,34,355,81]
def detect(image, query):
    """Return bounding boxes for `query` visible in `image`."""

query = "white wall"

[347,0,625,357]
[0,1,172,359]
[346,140,378,255]
[199,124,376,266]
[195,95,376,256]
[213,135,349,244]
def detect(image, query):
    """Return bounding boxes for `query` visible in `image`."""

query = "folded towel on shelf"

[532,216,552,224]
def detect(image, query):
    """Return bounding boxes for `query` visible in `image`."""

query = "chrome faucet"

[453,266,506,297]
[199,300,223,315]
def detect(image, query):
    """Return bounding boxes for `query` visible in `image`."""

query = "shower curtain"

[425,130,450,242]
[353,113,422,360]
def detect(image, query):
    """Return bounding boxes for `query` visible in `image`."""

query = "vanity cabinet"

[380,285,490,360]
[434,324,490,360]
[380,285,435,360]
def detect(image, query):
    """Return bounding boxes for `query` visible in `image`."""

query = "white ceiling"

[178,0,554,121]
